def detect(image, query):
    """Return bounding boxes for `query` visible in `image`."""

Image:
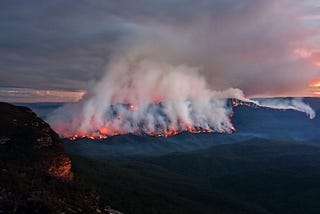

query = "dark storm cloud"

[0,0,119,90]
[0,0,319,100]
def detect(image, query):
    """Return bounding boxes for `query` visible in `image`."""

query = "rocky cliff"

[0,102,121,213]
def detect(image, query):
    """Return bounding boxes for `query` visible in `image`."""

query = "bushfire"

[66,99,248,140]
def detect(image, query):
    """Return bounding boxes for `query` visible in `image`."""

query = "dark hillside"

[0,102,120,214]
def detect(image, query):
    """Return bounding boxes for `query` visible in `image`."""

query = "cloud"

[0,87,84,103]
[0,0,319,100]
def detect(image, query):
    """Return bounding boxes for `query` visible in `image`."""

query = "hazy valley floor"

[66,139,320,214]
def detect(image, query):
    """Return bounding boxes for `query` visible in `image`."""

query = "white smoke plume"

[46,0,318,138]
[252,98,315,119]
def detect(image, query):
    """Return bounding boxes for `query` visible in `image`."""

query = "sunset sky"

[1,0,320,103]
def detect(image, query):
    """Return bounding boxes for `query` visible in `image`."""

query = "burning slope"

[54,97,314,140]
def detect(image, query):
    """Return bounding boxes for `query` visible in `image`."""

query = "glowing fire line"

[66,100,254,140]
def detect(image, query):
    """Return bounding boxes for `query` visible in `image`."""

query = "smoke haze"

[36,0,319,138]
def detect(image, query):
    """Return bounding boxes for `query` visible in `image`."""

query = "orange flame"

[67,124,224,140]
[99,127,109,135]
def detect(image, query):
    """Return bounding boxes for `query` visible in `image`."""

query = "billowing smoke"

[47,0,318,139]
[47,43,315,138]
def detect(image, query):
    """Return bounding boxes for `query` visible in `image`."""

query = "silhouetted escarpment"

[0,102,121,213]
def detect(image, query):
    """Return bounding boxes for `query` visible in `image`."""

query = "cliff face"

[0,102,73,180]
[0,102,120,213]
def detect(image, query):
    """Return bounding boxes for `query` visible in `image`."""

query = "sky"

[1,0,320,102]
